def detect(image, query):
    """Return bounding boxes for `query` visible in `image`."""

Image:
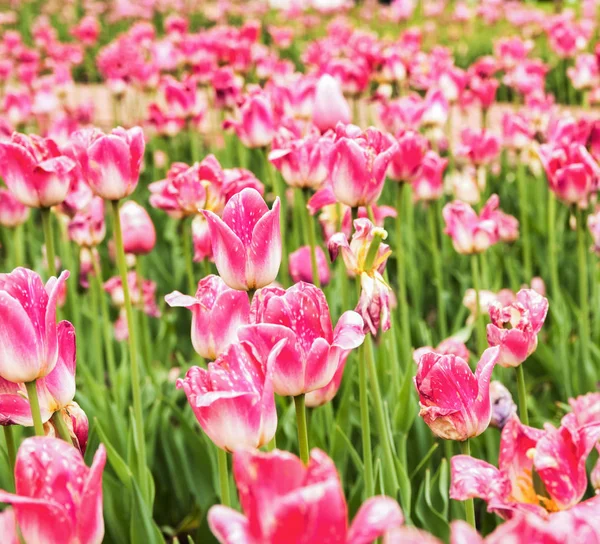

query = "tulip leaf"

[130,479,164,544]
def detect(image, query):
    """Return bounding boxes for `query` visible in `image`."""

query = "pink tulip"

[443,198,499,254]
[119,200,156,255]
[413,337,470,365]
[0,437,106,544]
[414,347,500,441]
[486,288,549,367]
[479,194,519,243]
[456,128,501,166]
[165,275,250,360]
[0,188,29,227]
[412,151,448,202]
[501,112,534,151]
[313,74,351,133]
[177,342,280,451]
[203,188,281,291]
[0,267,69,383]
[68,197,106,247]
[567,54,599,91]
[0,133,76,208]
[161,74,202,121]
[239,282,365,396]
[305,351,349,407]
[208,448,404,543]
[224,91,276,148]
[70,16,100,46]
[288,245,331,286]
[387,130,429,183]
[488,381,517,430]
[70,126,145,201]
[328,124,397,208]
[0,508,18,544]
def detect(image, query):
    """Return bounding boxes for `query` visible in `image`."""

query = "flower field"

[1,0,600,542]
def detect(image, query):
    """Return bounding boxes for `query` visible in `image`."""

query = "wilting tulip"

[0,437,105,544]
[414,346,500,441]
[289,245,331,286]
[328,125,397,208]
[119,200,156,255]
[203,188,281,291]
[68,197,105,247]
[239,282,365,396]
[165,275,250,360]
[224,91,276,148]
[0,268,69,383]
[489,381,517,430]
[177,342,280,451]
[486,288,549,368]
[0,188,29,227]
[0,133,76,208]
[313,74,351,133]
[443,197,500,254]
[70,126,145,201]
[208,448,404,543]
[412,152,448,202]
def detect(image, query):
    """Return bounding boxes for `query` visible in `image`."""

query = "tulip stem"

[293,394,310,465]
[110,200,148,503]
[547,192,560,299]
[515,365,529,426]
[300,188,321,288]
[13,224,24,268]
[516,160,532,281]
[25,381,44,437]
[40,208,57,278]
[470,255,487,356]
[461,440,476,528]
[395,184,412,367]
[358,342,374,497]
[88,265,104,384]
[428,204,447,339]
[181,219,196,294]
[217,448,231,507]
[51,411,73,445]
[576,207,594,389]
[3,426,16,474]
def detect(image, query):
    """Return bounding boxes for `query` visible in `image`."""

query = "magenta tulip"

[443,198,499,254]
[119,200,156,255]
[289,245,331,286]
[224,91,276,149]
[0,188,29,227]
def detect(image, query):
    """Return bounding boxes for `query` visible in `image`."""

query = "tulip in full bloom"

[0,133,76,208]
[177,342,280,451]
[165,275,250,360]
[289,245,331,286]
[412,151,448,202]
[0,437,106,544]
[414,346,500,440]
[119,200,156,255]
[486,288,549,367]
[0,188,29,227]
[443,197,500,254]
[239,282,365,396]
[313,74,351,133]
[0,268,69,383]
[456,128,501,166]
[208,448,404,543]
[203,188,281,291]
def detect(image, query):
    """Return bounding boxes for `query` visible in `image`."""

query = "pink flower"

[0,437,106,544]
[328,124,397,208]
[414,347,500,441]
[0,133,76,208]
[70,126,145,201]
[313,74,351,133]
[413,337,470,365]
[443,198,499,254]
[412,151,447,202]
[176,342,280,451]
[305,351,349,407]
[489,381,517,430]
[387,130,429,183]
[486,288,549,367]
[165,275,250,360]
[0,268,69,383]
[239,282,365,396]
[70,16,100,46]
[224,91,276,148]
[567,54,599,91]
[203,188,281,291]
[68,197,105,247]
[480,194,519,243]
[456,128,501,166]
[119,200,156,255]
[501,112,535,150]
[0,188,29,227]
[161,74,203,121]
[357,272,392,336]
[208,448,404,543]
[289,245,331,286]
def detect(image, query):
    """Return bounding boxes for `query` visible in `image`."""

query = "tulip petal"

[42,321,76,409]
[332,310,365,350]
[449,455,509,504]
[248,197,281,289]
[164,291,199,308]
[208,505,252,544]
[0,143,40,207]
[450,520,484,544]
[347,496,404,544]
[76,444,106,544]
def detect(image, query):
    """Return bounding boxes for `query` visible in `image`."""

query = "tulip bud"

[119,200,156,255]
[289,246,331,286]
[313,74,351,133]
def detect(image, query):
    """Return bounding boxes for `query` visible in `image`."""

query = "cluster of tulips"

[1,0,600,543]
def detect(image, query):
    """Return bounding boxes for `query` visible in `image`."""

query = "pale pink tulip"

[412,151,448,202]
[443,198,499,254]
[119,200,156,255]
[68,197,105,247]
[313,74,351,133]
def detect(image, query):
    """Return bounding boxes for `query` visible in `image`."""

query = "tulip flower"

[0,267,69,383]
[177,341,281,451]
[239,282,365,396]
[414,346,500,440]
[412,151,448,202]
[313,74,351,133]
[208,448,404,543]
[203,188,281,291]
[289,245,331,286]
[68,197,106,248]
[224,91,276,148]
[119,200,156,255]
[0,437,106,544]
[456,128,501,166]
[305,351,349,407]
[70,126,145,201]
[413,337,470,364]
[479,194,519,244]
[165,275,250,360]
[443,198,500,254]
[488,381,517,430]
[486,288,549,367]
[0,133,76,208]
[0,188,29,227]
[387,130,429,183]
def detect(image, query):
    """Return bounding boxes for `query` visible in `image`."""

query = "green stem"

[181,219,196,293]
[461,440,476,528]
[515,365,529,425]
[471,255,487,356]
[3,426,16,475]
[135,259,154,379]
[576,207,594,390]
[293,394,309,465]
[40,208,57,277]
[548,191,560,299]
[13,224,24,267]
[428,205,447,339]
[300,188,321,288]
[217,448,231,506]
[395,184,412,367]
[517,160,532,281]
[88,265,104,383]
[25,381,44,436]
[110,200,148,502]
[51,411,73,444]
[358,342,374,497]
